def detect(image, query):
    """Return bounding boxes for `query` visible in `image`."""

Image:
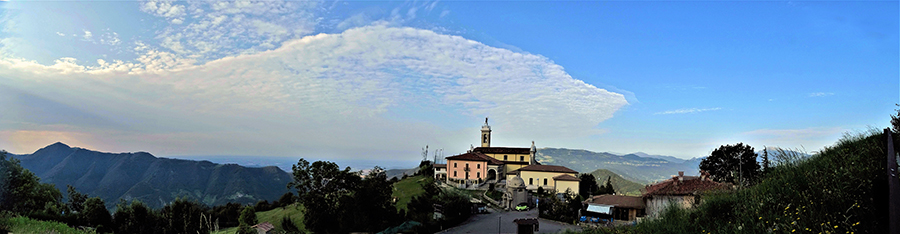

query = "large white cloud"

[0,24,627,159]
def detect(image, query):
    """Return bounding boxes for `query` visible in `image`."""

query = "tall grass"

[3,216,96,234]
[577,129,892,234]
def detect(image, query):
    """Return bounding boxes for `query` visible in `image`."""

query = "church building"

[441,118,579,197]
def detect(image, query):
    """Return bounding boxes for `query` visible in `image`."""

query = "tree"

[113,200,159,234]
[578,174,600,198]
[699,143,761,186]
[238,206,257,227]
[892,104,900,134]
[600,176,615,195]
[82,197,112,233]
[289,159,360,233]
[0,151,64,217]
[277,192,295,208]
[159,198,209,234]
[761,147,770,174]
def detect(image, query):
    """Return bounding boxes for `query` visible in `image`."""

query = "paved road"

[437,208,582,234]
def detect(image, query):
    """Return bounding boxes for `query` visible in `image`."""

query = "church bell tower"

[481,117,491,147]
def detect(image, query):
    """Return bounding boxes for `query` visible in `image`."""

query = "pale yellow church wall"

[510,171,578,191]
[554,180,580,195]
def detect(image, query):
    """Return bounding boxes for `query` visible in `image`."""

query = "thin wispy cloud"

[654,107,721,115]
[808,92,834,97]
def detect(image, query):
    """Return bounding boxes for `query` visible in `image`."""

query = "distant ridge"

[11,142,293,210]
[536,148,702,184]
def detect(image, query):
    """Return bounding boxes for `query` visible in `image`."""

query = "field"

[392,175,434,211]
[2,216,94,234]
[212,203,306,234]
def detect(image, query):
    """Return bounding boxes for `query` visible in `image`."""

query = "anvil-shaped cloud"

[0,24,627,159]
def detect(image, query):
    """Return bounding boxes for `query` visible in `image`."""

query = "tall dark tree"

[113,200,159,234]
[699,143,760,186]
[578,174,600,198]
[82,197,112,233]
[277,192,295,208]
[761,147,771,174]
[289,159,360,234]
[159,198,209,234]
[601,176,615,195]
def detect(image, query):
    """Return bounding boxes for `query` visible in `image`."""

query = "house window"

[520,156,524,161]
[543,178,547,186]
[529,178,533,185]
[466,163,469,169]
[454,163,457,168]
[504,155,508,160]
[454,171,457,177]
[477,164,480,169]
[477,172,481,178]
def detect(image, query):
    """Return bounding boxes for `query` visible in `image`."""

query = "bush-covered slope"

[12,142,293,210]
[580,130,893,234]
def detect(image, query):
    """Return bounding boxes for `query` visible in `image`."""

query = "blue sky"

[0,0,896,162]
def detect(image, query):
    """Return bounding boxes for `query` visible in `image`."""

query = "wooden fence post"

[886,128,899,234]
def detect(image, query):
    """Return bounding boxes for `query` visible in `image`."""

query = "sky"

[0,0,897,164]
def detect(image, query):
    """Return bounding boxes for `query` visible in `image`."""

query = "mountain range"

[535,148,703,184]
[10,142,293,210]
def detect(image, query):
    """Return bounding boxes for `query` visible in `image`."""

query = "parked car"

[515,203,529,211]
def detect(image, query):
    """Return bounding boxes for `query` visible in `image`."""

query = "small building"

[582,194,646,222]
[505,175,530,210]
[642,171,729,218]
[507,165,579,196]
[433,163,447,181]
[445,151,503,186]
[251,222,275,234]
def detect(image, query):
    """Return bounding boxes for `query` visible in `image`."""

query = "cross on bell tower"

[481,117,491,147]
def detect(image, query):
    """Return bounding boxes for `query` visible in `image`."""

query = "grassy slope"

[392,175,433,211]
[578,130,892,234]
[3,216,94,234]
[212,204,306,234]
[588,169,645,196]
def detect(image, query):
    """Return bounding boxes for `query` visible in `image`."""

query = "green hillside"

[588,169,645,196]
[212,203,306,234]
[579,130,893,234]
[392,175,433,211]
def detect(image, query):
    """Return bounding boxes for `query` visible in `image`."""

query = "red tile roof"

[513,165,577,174]
[445,152,503,165]
[583,195,645,209]
[473,147,531,154]
[252,222,275,232]
[642,176,730,196]
[434,163,446,168]
[553,174,580,181]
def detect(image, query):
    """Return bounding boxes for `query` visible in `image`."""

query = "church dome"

[508,175,525,188]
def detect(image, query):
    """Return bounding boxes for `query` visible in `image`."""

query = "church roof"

[445,152,504,165]
[553,174,580,181]
[472,147,531,154]
[513,165,578,174]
